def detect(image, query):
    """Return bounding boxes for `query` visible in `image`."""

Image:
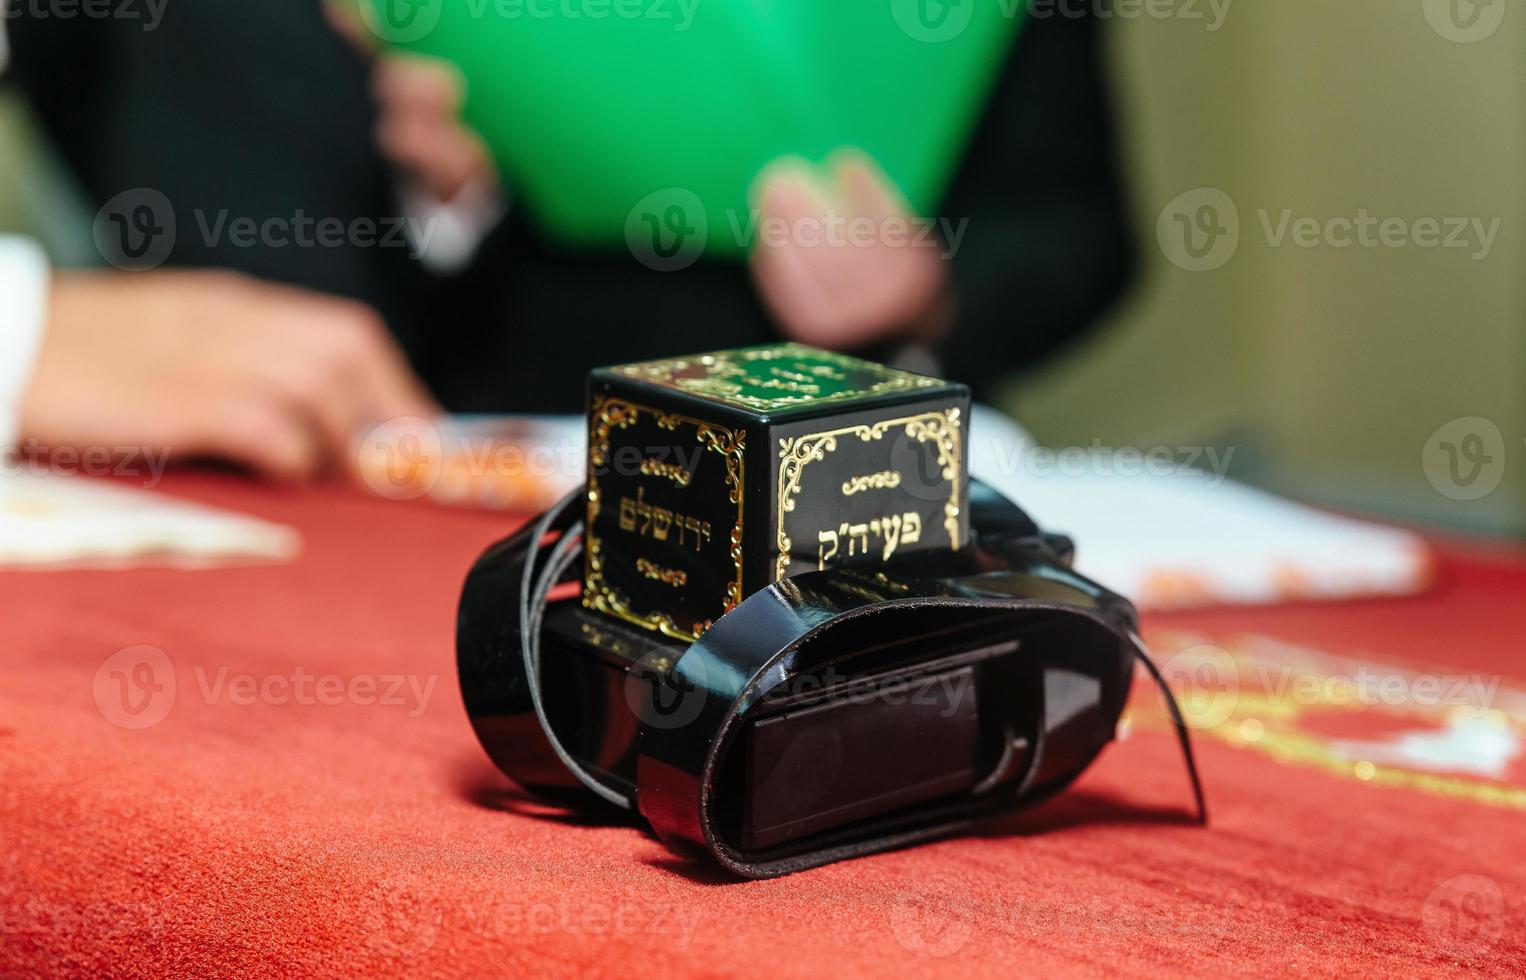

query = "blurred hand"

[325,2,495,200]
[372,53,497,200]
[17,270,438,481]
[749,150,955,351]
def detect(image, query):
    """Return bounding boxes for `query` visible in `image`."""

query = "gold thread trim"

[1125,631,1526,812]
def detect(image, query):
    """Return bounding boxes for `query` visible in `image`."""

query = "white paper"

[0,472,300,569]
[967,406,1430,610]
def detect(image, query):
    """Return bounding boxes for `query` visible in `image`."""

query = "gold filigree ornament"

[774,408,962,581]
[583,396,746,641]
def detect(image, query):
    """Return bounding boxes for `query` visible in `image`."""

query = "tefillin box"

[584,343,970,641]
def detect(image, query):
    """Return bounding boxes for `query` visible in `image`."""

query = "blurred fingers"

[373,55,493,198]
[373,54,465,118]
[323,1,378,57]
[214,286,437,474]
[748,150,953,349]
[376,113,491,199]
[751,230,840,341]
[187,396,324,482]
[829,148,908,224]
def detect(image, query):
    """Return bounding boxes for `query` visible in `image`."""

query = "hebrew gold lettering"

[817,528,839,567]
[635,488,654,535]
[636,558,688,588]
[639,457,692,487]
[902,511,921,545]
[683,515,712,552]
[846,522,871,556]
[618,488,712,553]
[878,514,902,560]
[813,511,924,569]
[841,470,903,496]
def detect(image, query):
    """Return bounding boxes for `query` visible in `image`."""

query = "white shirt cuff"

[0,236,51,451]
[398,175,506,274]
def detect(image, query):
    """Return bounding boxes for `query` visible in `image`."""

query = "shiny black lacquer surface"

[458,480,1188,878]
[584,344,971,641]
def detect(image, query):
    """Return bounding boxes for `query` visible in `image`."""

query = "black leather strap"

[458,480,1207,877]
[458,487,633,808]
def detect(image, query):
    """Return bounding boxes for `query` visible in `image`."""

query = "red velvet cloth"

[3,473,1523,976]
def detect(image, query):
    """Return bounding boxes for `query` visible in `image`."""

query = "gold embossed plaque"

[585,343,969,641]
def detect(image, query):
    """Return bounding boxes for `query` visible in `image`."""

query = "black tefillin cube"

[583,343,970,640]
[457,344,1205,878]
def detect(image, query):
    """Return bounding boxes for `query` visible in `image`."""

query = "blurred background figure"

[1,0,1522,539]
[0,1,1131,412]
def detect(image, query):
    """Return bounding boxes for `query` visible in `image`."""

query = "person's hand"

[325,3,495,201]
[17,270,439,481]
[748,150,955,351]
[372,52,497,201]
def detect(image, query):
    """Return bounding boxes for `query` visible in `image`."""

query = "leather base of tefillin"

[455,480,1208,879]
